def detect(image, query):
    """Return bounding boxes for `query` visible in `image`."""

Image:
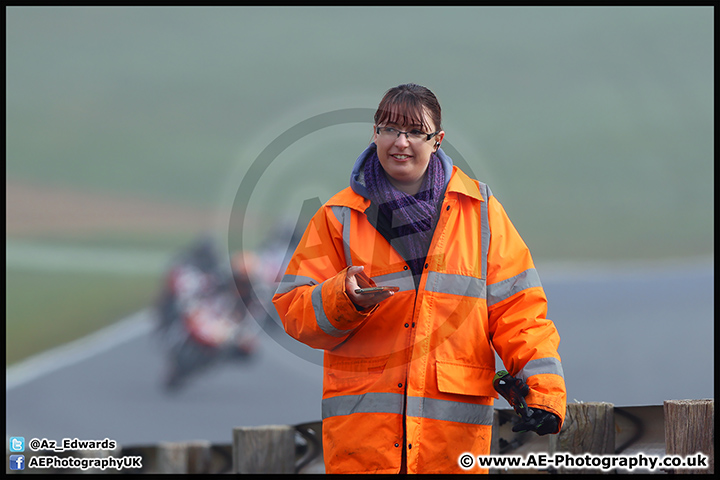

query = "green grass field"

[6,269,161,366]
[6,7,713,366]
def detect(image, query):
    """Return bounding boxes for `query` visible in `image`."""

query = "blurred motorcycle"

[154,215,304,392]
[154,235,261,392]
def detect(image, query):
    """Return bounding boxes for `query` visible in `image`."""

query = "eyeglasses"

[375,126,439,143]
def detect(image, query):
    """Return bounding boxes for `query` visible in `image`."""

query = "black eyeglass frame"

[375,126,440,142]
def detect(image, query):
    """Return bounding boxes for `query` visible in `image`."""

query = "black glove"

[511,408,560,436]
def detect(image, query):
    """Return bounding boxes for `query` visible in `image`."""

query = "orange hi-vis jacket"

[273,145,566,474]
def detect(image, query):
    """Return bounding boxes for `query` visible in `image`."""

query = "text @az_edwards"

[27,437,117,452]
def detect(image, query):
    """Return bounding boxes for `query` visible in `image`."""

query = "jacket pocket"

[436,361,498,398]
[325,355,389,394]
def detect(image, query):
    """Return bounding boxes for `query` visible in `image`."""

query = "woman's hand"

[345,265,394,310]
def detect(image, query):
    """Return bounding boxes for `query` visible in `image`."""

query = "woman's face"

[373,111,444,195]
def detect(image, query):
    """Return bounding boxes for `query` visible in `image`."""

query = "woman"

[273,84,566,474]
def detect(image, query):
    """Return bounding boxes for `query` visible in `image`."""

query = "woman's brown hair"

[374,84,442,133]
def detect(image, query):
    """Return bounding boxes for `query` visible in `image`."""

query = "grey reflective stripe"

[518,357,565,383]
[487,268,542,307]
[330,205,353,267]
[275,274,318,296]
[322,392,404,419]
[407,396,494,426]
[479,183,492,281]
[424,271,486,298]
[374,270,415,292]
[311,281,354,338]
[322,393,494,426]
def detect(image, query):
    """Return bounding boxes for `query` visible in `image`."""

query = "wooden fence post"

[233,424,295,473]
[156,441,212,473]
[664,399,714,474]
[185,441,213,473]
[548,402,615,474]
[157,442,189,473]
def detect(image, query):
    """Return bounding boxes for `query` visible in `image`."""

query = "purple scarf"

[364,152,445,277]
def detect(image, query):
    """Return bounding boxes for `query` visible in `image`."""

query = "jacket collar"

[445,165,484,202]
